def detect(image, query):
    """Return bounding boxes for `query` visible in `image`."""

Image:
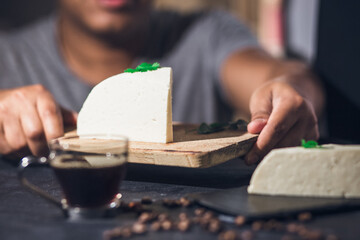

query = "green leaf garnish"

[301,139,322,148]
[124,62,161,73]
[197,119,248,134]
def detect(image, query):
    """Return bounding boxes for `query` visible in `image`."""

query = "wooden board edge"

[128,135,257,168]
[195,136,257,168]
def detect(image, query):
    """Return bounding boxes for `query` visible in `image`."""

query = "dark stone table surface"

[1,157,360,240]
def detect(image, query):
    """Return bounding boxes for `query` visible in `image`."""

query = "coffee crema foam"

[50,154,126,169]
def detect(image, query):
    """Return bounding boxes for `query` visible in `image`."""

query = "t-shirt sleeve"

[206,11,259,80]
[190,10,260,101]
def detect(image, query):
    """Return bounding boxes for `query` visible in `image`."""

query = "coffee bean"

[103,226,122,240]
[286,223,297,233]
[127,201,143,213]
[150,221,161,232]
[141,196,153,205]
[240,230,254,240]
[127,202,138,208]
[162,198,181,208]
[138,212,157,223]
[264,219,282,231]
[203,211,214,220]
[234,215,246,226]
[132,222,147,235]
[158,213,169,222]
[179,197,193,207]
[179,212,188,221]
[298,212,312,222]
[199,213,215,229]
[194,208,205,216]
[121,227,132,238]
[177,219,191,232]
[298,227,310,237]
[161,220,173,231]
[218,230,237,240]
[102,229,117,240]
[286,223,305,233]
[251,221,263,231]
[208,219,222,233]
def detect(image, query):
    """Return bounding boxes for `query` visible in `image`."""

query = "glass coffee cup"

[18,134,128,220]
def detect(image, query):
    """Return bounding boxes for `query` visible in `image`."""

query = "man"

[0,0,324,164]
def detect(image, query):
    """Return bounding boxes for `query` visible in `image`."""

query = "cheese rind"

[77,67,173,143]
[248,144,360,198]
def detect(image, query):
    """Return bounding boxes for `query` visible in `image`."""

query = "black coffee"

[52,155,126,208]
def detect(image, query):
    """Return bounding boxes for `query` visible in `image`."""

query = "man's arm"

[221,48,325,164]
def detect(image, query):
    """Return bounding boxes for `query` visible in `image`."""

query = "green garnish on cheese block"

[124,62,160,73]
[301,139,322,148]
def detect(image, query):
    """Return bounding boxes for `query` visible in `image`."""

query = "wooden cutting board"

[64,123,257,168]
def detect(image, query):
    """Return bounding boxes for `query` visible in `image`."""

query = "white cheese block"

[248,144,360,198]
[77,67,173,143]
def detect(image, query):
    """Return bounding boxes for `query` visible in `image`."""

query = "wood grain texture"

[63,123,257,168]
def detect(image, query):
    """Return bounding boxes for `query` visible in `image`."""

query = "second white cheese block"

[77,67,173,143]
[248,144,360,198]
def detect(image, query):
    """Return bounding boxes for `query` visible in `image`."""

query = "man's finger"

[21,108,48,156]
[248,87,272,134]
[247,118,268,134]
[0,122,13,155]
[37,94,64,141]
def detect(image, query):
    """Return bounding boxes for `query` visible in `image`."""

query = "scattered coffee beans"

[194,208,205,216]
[218,230,237,240]
[179,197,194,207]
[161,220,173,231]
[103,199,341,240]
[234,215,246,226]
[251,221,263,231]
[121,227,132,238]
[158,213,169,222]
[131,222,147,235]
[298,212,312,222]
[177,219,191,232]
[240,230,254,240]
[208,219,222,233]
[162,198,181,208]
[138,212,158,223]
[150,221,161,232]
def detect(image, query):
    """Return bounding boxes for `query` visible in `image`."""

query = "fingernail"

[251,118,268,124]
[248,118,268,134]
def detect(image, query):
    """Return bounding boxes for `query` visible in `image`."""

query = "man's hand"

[0,85,77,159]
[221,48,324,165]
[245,79,319,165]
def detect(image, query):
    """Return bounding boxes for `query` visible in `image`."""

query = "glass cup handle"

[18,156,62,209]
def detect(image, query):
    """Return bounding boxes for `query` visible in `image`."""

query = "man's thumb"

[247,117,268,134]
[247,91,272,134]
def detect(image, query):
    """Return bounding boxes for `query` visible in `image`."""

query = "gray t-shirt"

[0,10,258,123]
